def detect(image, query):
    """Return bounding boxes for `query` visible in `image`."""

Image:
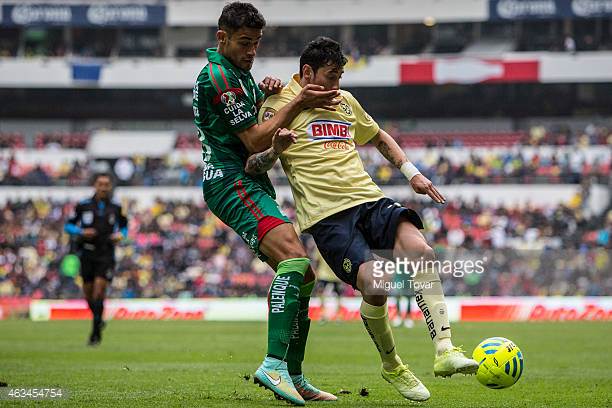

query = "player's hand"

[110,232,123,244]
[82,228,97,239]
[297,84,341,111]
[272,128,297,155]
[410,174,446,204]
[259,76,283,97]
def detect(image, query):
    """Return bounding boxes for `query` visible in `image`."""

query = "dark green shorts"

[204,177,290,261]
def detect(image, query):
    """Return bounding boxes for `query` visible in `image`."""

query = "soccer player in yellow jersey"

[245,37,479,402]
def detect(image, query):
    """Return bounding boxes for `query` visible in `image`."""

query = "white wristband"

[400,161,421,181]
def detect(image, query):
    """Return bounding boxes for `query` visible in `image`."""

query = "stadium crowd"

[0,194,610,300]
[1,146,609,187]
[3,121,611,149]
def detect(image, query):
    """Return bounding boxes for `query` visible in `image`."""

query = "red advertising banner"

[400,58,539,84]
[27,297,612,322]
[0,297,31,319]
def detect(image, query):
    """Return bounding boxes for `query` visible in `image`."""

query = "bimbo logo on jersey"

[307,120,351,141]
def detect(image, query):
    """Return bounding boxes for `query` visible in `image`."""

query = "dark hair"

[299,37,347,77]
[218,2,266,34]
[92,172,112,184]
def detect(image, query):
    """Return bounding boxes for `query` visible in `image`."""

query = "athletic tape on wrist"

[400,161,421,181]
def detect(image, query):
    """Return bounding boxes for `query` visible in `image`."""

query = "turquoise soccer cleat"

[254,357,305,406]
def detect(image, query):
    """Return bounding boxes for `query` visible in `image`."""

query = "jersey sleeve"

[254,76,265,105]
[258,93,289,123]
[116,204,129,238]
[205,63,258,133]
[348,93,380,145]
[64,204,82,235]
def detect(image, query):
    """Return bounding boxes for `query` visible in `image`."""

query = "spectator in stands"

[564,35,576,54]
[0,195,609,300]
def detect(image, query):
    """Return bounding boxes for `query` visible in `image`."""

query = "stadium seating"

[0,196,609,300]
[0,133,26,149]
[34,132,90,149]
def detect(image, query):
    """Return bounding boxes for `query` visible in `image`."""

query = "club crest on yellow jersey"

[339,101,352,115]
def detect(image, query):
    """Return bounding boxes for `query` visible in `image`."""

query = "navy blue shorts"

[308,198,423,289]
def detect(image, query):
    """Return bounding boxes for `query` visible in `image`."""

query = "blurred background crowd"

[1,0,612,306]
[1,123,610,187]
[1,192,610,300]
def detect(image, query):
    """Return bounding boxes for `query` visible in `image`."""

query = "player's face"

[217,27,262,71]
[311,64,343,91]
[94,176,112,200]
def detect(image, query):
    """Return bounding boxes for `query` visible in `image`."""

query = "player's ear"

[216,30,227,45]
[303,65,314,82]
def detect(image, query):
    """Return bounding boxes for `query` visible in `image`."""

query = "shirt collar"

[92,194,109,205]
[287,73,302,96]
[206,47,249,77]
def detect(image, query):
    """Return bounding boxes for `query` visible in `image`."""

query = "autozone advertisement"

[0,297,31,319]
[28,297,612,322]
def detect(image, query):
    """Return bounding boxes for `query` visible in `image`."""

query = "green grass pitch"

[0,320,610,407]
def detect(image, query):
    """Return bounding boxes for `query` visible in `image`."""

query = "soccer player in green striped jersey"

[192,2,340,405]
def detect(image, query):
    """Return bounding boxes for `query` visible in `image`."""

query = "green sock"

[287,280,315,375]
[267,258,309,360]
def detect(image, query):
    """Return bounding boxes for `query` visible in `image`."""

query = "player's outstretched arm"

[245,128,297,175]
[370,129,446,204]
[237,85,340,153]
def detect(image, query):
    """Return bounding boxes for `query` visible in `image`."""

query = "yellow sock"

[413,267,454,355]
[360,300,403,371]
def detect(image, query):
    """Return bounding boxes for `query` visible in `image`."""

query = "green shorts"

[203,177,290,261]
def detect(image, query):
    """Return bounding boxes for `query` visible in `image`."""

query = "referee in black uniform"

[64,173,128,345]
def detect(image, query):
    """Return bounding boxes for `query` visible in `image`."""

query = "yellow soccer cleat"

[434,346,479,378]
[381,364,431,402]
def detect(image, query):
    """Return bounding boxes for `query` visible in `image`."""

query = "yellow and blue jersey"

[259,74,384,231]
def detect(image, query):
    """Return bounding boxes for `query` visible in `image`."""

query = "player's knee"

[362,293,387,307]
[419,243,436,262]
[357,260,389,293]
[276,238,308,261]
[402,240,435,262]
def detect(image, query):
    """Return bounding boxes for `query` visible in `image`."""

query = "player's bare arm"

[245,128,297,175]
[236,84,341,153]
[370,129,446,204]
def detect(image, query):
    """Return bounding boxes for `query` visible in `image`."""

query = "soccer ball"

[472,337,524,389]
